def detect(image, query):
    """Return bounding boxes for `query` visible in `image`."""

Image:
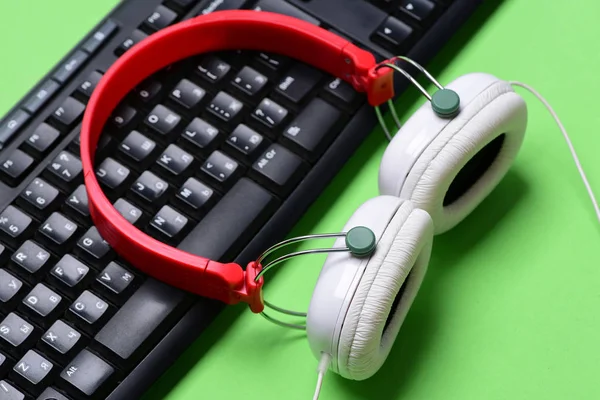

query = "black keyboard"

[0,0,486,398]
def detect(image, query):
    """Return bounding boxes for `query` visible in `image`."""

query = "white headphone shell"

[379,72,527,233]
[306,196,433,380]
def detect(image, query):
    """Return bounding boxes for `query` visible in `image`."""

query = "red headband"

[80,10,394,313]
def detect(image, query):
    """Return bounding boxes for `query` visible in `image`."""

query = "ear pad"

[379,73,528,234]
[306,196,433,380]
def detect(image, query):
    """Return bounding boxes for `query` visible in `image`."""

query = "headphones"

[80,9,587,396]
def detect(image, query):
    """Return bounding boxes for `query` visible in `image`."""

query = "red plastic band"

[80,10,393,313]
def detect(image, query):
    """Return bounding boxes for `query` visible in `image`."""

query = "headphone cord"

[313,352,332,400]
[509,81,600,224]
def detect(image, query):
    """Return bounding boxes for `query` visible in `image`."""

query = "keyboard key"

[226,124,264,157]
[232,66,268,96]
[119,131,156,163]
[0,206,33,245]
[0,109,30,150]
[39,213,79,248]
[95,279,184,360]
[22,283,62,318]
[252,143,305,194]
[252,98,288,129]
[150,206,188,240]
[276,64,323,103]
[156,144,193,176]
[51,255,90,289]
[399,0,436,22]
[0,269,23,305]
[283,98,342,157]
[37,387,70,400]
[143,5,178,32]
[19,178,60,216]
[176,178,215,213]
[60,349,114,396]
[0,353,7,376]
[12,240,51,275]
[324,77,359,105]
[110,104,138,129]
[69,291,109,325]
[96,158,130,190]
[253,0,320,25]
[13,350,53,392]
[0,149,34,184]
[53,50,88,84]
[77,70,103,98]
[0,313,34,349]
[207,92,243,123]
[77,227,111,262]
[23,80,60,114]
[181,118,219,150]
[374,16,413,49]
[46,151,82,186]
[131,171,169,203]
[169,79,205,110]
[97,262,134,295]
[178,178,276,260]
[42,320,82,355]
[50,97,86,129]
[196,0,247,15]
[65,185,90,219]
[116,29,148,56]
[195,56,230,83]
[144,104,181,136]
[0,380,24,400]
[82,19,118,53]
[22,123,61,156]
[255,52,289,71]
[201,151,239,184]
[113,198,143,225]
[135,80,162,105]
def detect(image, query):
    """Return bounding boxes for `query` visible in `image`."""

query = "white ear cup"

[379,73,528,233]
[306,197,433,380]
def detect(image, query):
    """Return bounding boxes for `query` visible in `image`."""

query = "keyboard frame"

[0,0,486,398]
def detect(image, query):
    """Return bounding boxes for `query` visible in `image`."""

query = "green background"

[2,1,600,399]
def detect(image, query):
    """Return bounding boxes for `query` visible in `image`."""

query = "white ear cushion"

[402,82,526,233]
[336,201,433,380]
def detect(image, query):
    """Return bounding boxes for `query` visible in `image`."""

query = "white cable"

[312,352,332,400]
[509,81,600,224]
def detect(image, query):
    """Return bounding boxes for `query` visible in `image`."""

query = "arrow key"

[373,16,413,51]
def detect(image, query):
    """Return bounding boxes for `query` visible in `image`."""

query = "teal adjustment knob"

[345,226,377,257]
[431,88,460,118]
